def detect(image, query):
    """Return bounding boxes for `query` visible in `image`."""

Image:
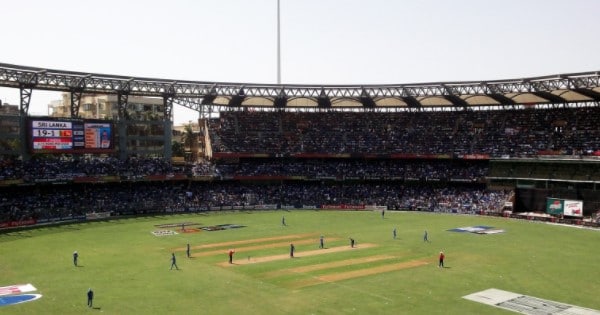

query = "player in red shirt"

[228,249,235,264]
[438,251,445,268]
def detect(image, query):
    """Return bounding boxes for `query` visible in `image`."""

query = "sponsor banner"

[390,153,420,159]
[316,176,337,180]
[73,176,105,183]
[86,212,111,220]
[291,153,351,158]
[537,150,561,155]
[450,178,475,182]
[185,207,208,212]
[464,288,600,315]
[361,154,387,159]
[33,178,72,183]
[546,198,584,217]
[168,174,188,180]
[191,175,213,181]
[281,205,296,210]
[212,152,271,158]
[144,174,188,181]
[564,200,583,217]
[0,284,37,297]
[0,179,24,186]
[232,175,290,181]
[389,153,451,159]
[479,229,506,234]
[145,175,168,181]
[344,204,365,210]
[321,204,366,210]
[364,205,387,211]
[302,177,320,181]
[448,226,504,234]
[0,294,42,307]
[101,176,120,182]
[232,206,244,210]
[461,154,490,160]
[546,198,564,215]
[120,175,145,181]
[151,230,178,236]
[256,204,278,210]
[0,219,37,229]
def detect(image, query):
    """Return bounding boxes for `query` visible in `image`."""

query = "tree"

[171,141,184,157]
[182,123,198,161]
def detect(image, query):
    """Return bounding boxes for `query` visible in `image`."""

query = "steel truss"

[1,63,599,115]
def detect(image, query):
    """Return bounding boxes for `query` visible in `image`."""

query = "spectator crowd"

[0,181,510,223]
[210,107,600,157]
[7,105,600,225]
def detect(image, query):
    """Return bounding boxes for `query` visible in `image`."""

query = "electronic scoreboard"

[29,118,114,153]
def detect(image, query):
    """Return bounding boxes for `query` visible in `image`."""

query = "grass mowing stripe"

[218,243,377,266]
[193,237,341,258]
[290,259,429,288]
[173,233,318,252]
[262,254,397,278]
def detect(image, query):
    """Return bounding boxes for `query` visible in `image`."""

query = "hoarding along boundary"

[546,197,583,217]
[0,204,385,231]
[3,205,599,234]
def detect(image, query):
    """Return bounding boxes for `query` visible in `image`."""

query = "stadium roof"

[1,62,599,112]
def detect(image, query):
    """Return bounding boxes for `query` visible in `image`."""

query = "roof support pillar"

[70,90,82,118]
[19,86,32,116]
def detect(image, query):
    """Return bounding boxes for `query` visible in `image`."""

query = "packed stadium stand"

[1,63,600,229]
[209,107,600,157]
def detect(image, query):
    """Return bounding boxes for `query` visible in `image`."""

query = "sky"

[1,0,599,125]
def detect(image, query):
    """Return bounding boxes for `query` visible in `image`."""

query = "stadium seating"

[3,105,600,225]
[210,107,600,157]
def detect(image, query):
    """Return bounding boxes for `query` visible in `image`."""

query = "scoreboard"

[29,118,114,153]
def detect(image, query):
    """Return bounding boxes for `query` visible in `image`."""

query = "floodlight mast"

[277,0,281,85]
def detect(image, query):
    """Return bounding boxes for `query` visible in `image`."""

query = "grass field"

[1,210,599,314]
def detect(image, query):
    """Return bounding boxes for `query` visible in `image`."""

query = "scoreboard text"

[29,118,113,153]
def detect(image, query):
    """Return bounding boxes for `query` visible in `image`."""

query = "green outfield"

[1,210,599,314]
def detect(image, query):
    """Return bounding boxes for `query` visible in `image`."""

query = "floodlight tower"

[277,0,281,84]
